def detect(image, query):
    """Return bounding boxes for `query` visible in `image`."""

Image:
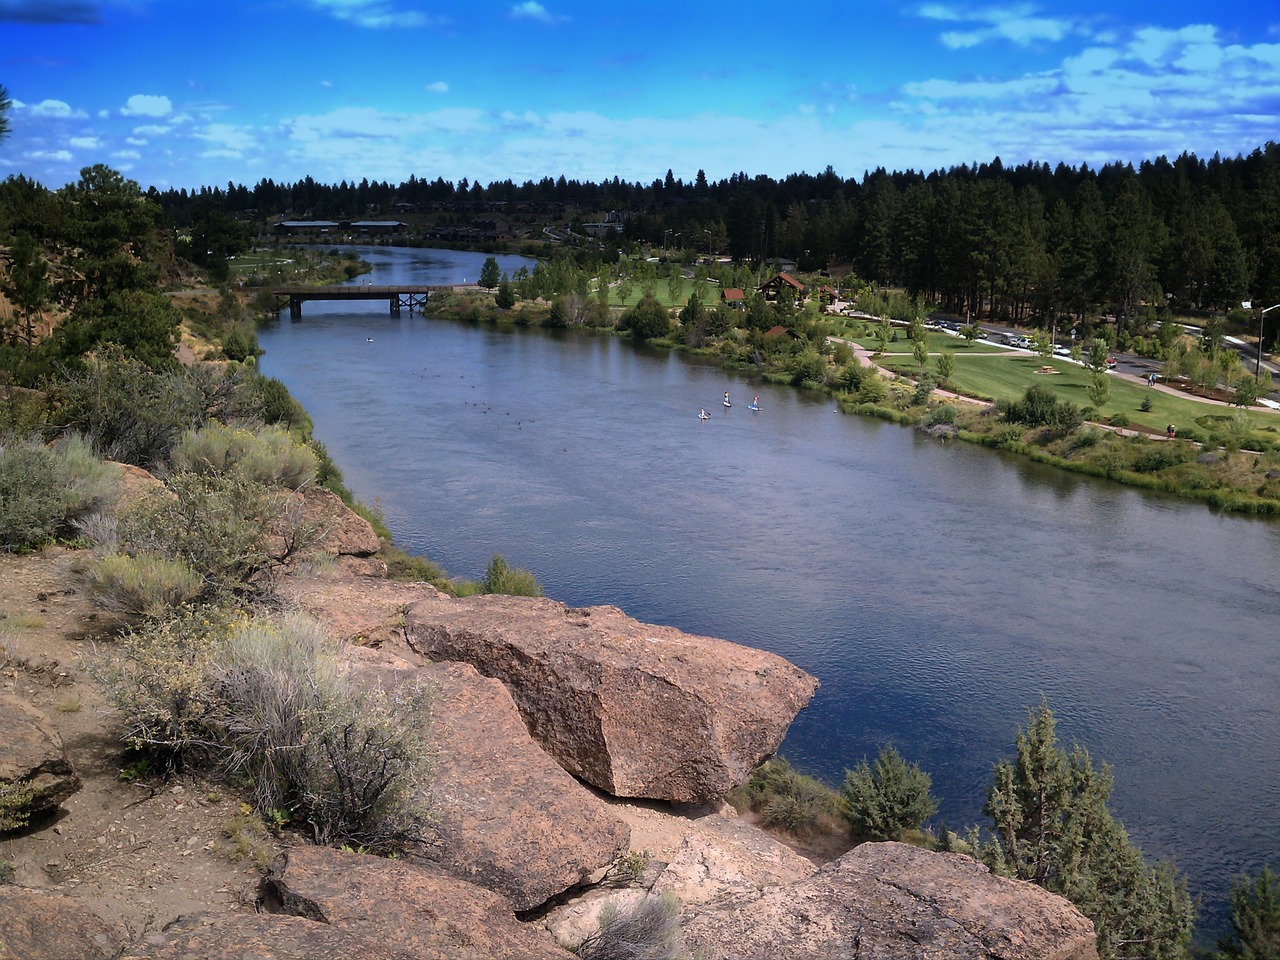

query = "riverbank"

[405,286,1280,517]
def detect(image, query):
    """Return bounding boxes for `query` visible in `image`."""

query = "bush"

[928,404,958,425]
[170,422,317,490]
[98,609,435,853]
[207,614,435,851]
[482,554,543,597]
[88,551,204,617]
[115,471,281,598]
[1003,385,1083,430]
[0,434,119,551]
[1109,412,1131,428]
[841,745,938,841]
[730,756,841,839]
[576,892,684,960]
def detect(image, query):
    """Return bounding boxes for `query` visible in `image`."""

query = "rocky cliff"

[0,493,1098,959]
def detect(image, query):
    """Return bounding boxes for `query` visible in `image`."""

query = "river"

[258,245,1280,939]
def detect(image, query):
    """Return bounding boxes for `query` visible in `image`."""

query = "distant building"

[721,288,746,308]
[758,272,804,302]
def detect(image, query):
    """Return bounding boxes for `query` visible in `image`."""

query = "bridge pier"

[289,297,303,320]
[390,297,401,317]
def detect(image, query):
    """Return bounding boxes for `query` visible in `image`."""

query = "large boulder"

[402,594,818,803]
[0,694,82,830]
[264,844,571,959]
[681,841,1099,960]
[346,649,630,911]
[0,887,121,960]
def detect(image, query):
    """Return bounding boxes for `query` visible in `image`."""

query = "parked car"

[1106,357,1118,369]
[1053,344,1072,356]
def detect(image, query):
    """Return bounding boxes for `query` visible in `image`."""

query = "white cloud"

[196,123,258,153]
[29,99,86,118]
[307,0,443,29]
[425,81,449,93]
[510,2,564,24]
[27,149,73,161]
[69,136,99,148]
[111,149,142,160]
[132,124,172,136]
[924,4,1078,49]
[121,94,172,118]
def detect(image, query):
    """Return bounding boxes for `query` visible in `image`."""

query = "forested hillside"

[151,144,1280,341]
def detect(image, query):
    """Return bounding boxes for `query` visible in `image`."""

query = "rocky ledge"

[1,492,1099,959]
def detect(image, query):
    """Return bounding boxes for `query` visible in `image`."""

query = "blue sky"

[2,1,1278,191]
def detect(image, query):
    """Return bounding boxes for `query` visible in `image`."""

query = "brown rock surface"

[681,841,1099,960]
[265,843,572,959]
[293,485,381,557]
[402,594,819,803]
[121,910,407,960]
[345,651,630,911]
[0,886,121,960]
[0,693,83,825]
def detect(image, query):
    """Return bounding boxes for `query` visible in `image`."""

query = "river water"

[258,246,1280,939]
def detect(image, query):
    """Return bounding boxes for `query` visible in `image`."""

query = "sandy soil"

[0,548,268,943]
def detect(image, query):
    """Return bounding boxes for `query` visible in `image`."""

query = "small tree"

[1087,372,1111,410]
[1214,865,1280,959]
[982,701,1195,959]
[495,278,515,309]
[620,294,670,341]
[478,256,501,289]
[913,335,929,372]
[840,745,938,841]
[876,319,892,354]
[935,349,956,386]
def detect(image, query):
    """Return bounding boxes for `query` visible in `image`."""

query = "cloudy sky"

[1,0,1278,191]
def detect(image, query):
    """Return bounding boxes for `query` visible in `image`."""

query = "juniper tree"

[982,700,1194,960]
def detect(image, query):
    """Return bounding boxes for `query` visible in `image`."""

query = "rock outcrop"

[0,887,121,960]
[0,693,82,829]
[347,648,630,911]
[402,594,819,803]
[121,911,406,960]
[264,844,572,959]
[271,486,387,577]
[680,841,1099,960]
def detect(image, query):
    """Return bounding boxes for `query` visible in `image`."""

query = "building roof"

[760,272,803,291]
[722,288,746,301]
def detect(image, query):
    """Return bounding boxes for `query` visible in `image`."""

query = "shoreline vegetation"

[303,253,1280,518]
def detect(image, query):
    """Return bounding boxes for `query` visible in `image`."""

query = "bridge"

[269,284,455,319]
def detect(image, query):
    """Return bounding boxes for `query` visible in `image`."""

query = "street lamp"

[702,228,712,262]
[1242,301,1280,376]
[663,228,672,251]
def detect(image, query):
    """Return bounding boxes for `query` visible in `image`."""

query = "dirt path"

[0,549,267,940]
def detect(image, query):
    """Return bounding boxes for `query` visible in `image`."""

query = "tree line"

[144,144,1280,343]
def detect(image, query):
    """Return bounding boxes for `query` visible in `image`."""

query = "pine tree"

[1215,866,1280,960]
[982,701,1195,960]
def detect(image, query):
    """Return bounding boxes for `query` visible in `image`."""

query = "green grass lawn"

[853,332,1015,354]
[879,352,1280,437]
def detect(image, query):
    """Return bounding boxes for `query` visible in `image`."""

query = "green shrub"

[0,434,119,551]
[98,609,435,853]
[1110,412,1131,428]
[0,780,38,832]
[482,554,543,597]
[171,422,317,489]
[928,404,957,425]
[576,892,684,960]
[1133,445,1191,473]
[88,551,205,617]
[115,471,281,598]
[1003,385,1083,430]
[207,614,435,851]
[730,756,841,839]
[841,745,938,841]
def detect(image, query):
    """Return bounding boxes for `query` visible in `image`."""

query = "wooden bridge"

[269,284,454,319]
